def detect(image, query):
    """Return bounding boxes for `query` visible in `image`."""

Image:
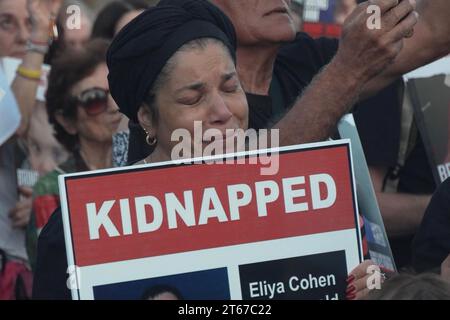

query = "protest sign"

[59,140,363,300]
[405,57,450,184]
[338,114,397,273]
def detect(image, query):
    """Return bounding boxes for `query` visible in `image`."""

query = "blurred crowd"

[0,0,450,300]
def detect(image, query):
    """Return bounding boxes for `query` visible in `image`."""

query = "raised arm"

[274,0,418,145]
[12,0,62,137]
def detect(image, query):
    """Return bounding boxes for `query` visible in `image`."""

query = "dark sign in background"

[408,74,450,184]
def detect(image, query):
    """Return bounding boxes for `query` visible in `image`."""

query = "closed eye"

[223,84,239,93]
[175,82,205,105]
[178,95,202,106]
[222,72,240,93]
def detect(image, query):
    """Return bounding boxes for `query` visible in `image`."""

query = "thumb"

[441,255,450,282]
[442,255,450,271]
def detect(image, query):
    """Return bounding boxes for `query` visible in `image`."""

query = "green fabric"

[26,156,78,271]
[33,170,60,198]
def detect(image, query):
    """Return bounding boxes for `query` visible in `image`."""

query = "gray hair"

[366,272,450,300]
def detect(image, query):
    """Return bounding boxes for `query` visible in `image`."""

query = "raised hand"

[335,0,418,83]
[27,0,63,42]
[9,186,33,229]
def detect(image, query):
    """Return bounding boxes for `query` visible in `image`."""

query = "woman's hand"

[346,260,385,300]
[441,255,450,283]
[9,186,33,229]
[27,0,63,42]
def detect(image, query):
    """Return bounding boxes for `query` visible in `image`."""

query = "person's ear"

[54,112,78,136]
[137,105,156,133]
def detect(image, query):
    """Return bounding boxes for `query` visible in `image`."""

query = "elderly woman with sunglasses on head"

[33,0,377,300]
[27,38,123,271]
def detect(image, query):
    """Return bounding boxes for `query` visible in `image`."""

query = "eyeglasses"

[72,87,110,116]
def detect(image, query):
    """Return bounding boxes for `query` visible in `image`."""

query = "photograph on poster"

[93,267,230,300]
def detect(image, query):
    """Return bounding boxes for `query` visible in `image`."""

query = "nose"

[16,21,31,44]
[209,92,233,126]
[107,94,120,113]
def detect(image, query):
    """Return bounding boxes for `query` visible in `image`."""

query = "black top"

[32,208,70,299]
[33,33,340,299]
[353,80,436,269]
[353,80,435,194]
[353,81,402,168]
[31,152,89,300]
[271,33,339,119]
[412,177,450,272]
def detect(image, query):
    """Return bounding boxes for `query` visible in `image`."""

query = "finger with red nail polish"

[346,274,355,283]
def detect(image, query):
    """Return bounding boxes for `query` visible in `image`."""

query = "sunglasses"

[71,87,110,116]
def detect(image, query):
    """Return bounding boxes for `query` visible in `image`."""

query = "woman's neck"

[79,139,113,170]
[236,45,279,96]
[143,147,171,164]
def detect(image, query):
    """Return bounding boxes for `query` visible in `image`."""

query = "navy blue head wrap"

[107,0,237,122]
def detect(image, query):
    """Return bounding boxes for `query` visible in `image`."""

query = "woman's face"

[0,0,31,58]
[27,101,68,175]
[146,42,248,159]
[70,63,123,147]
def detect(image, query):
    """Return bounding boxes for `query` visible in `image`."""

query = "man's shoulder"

[38,207,64,245]
[275,33,339,81]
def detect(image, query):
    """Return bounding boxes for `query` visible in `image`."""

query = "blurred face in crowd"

[211,0,297,46]
[114,9,145,36]
[63,13,92,51]
[139,41,248,159]
[0,0,31,58]
[147,291,180,300]
[63,63,122,148]
[26,101,68,175]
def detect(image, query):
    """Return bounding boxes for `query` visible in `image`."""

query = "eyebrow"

[175,71,237,94]
[175,82,205,94]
